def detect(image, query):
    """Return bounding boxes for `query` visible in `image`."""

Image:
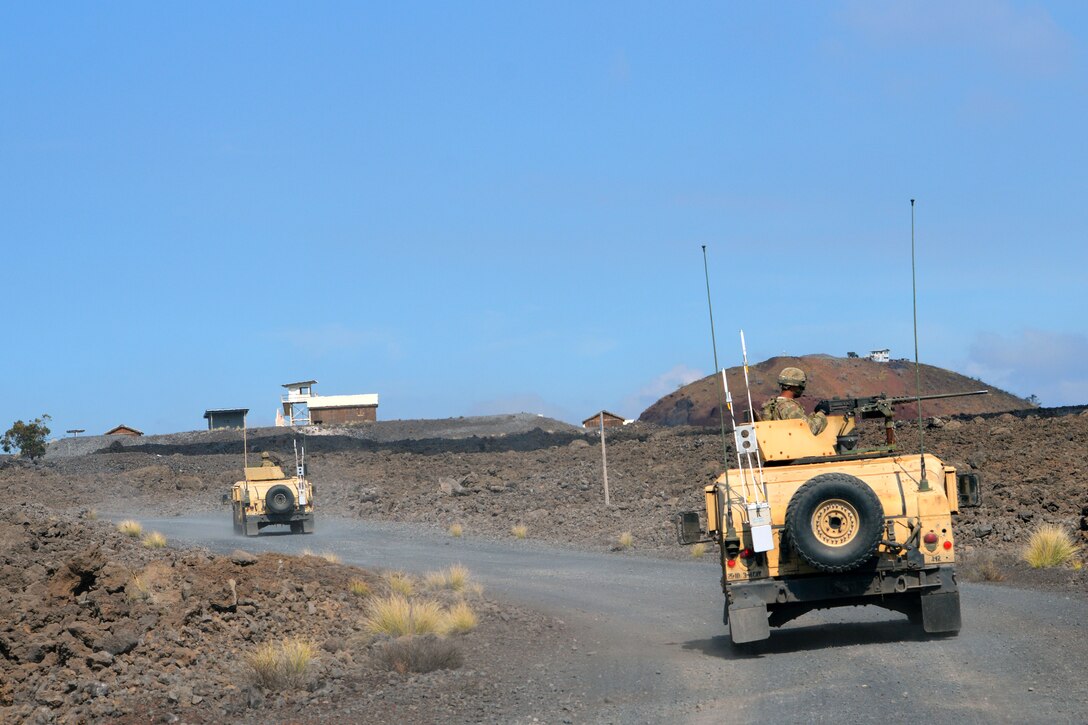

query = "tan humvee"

[678,403,980,646]
[231,453,314,536]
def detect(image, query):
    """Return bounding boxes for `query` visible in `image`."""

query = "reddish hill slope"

[640,354,1031,427]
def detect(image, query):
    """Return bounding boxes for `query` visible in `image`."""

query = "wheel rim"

[273,493,288,508]
[810,498,860,548]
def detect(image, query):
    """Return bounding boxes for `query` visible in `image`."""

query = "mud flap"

[244,519,260,537]
[921,591,961,633]
[729,605,770,644]
[302,515,315,534]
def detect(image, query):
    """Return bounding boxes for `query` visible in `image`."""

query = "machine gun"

[814,390,989,447]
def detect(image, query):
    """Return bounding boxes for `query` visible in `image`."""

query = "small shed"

[105,425,143,436]
[582,411,625,429]
[203,408,249,430]
[308,394,379,425]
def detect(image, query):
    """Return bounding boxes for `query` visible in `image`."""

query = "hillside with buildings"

[640,354,1032,427]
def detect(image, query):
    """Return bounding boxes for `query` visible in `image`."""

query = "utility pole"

[599,413,610,506]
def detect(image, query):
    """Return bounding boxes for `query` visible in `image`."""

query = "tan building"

[582,411,625,429]
[104,425,143,436]
[309,394,379,425]
[280,380,379,426]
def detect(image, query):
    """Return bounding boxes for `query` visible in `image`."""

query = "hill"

[639,354,1031,426]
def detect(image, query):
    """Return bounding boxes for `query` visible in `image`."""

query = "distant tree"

[1026,394,1040,407]
[2,414,52,461]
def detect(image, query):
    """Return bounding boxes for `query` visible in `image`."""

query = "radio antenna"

[702,246,731,467]
[702,246,735,534]
[910,199,929,491]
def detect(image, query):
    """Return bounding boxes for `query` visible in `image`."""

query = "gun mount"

[815,390,989,448]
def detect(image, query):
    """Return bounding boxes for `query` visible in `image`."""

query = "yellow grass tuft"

[247,638,316,689]
[443,601,478,634]
[300,548,314,557]
[141,531,167,549]
[387,571,416,597]
[445,563,470,592]
[365,594,445,637]
[349,578,371,597]
[448,523,464,538]
[616,532,634,549]
[423,564,471,592]
[690,543,707,559]
[423,571,447,590]
[127,575,151,601]
[320,551,341,564]
[1072,559,1084,572]
[117,520,143,537]
[1023,524,1081,568]
[86,509,98,521]
[511,524,528,539]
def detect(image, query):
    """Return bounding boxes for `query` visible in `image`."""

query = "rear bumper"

[729,564,957,610]
[250,510,314,526]
[725,565,959,641]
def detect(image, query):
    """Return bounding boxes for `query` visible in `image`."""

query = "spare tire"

[265,484,295,514]
[785,472,883,573]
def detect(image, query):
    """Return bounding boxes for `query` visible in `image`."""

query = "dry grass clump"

[616,532,634,550]
[376,635,463,674]
[117,520,143,537]
[511,524,528,539]
[442,601,478,634]
[387,571,415,597]
[86,509,98,521]
[365,594,445,637]
[690,543,708,559]
[348,578,371,597]
[320,551,341,564]
[961,551,1007,582]
[247,638,317,689]
[448,523,464,538]
[141,531,167,549]
[1022,524,1081,568]
[127,575,151,601]
[424,564,471,592]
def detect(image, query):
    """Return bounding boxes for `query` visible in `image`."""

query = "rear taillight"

[923,532,939,545]
[739,548,753,559]
[727,558,737,568]
[943,541,952,550]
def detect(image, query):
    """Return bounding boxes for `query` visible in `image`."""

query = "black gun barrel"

[886,390,989,405]
[817,390,989,417]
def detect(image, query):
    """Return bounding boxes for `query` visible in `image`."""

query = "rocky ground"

[3,409,1087,722]
[0,502,583,724]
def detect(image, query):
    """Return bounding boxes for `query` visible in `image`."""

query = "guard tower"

[281,380,317,426]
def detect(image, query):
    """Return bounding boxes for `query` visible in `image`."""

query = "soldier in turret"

[761,367,827,435]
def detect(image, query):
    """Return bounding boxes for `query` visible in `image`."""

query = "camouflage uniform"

[761,396,828,435]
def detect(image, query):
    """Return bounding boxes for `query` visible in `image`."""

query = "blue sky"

[3,1,1086,435]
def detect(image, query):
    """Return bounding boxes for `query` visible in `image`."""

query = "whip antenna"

[702,246,732,482]
[702,245,737,547]
[910,199,929,490]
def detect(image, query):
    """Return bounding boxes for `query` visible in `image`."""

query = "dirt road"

[135,513,1088,723]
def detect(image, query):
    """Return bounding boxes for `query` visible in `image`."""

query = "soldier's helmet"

[260,451,271,460]
[777,367,807,389]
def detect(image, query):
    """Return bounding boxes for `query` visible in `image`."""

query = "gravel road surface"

[129,513,1088,724]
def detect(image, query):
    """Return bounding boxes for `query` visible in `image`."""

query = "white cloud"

[841,0,1072,75]
[964,328,1088,406]
[621,364,704,418]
